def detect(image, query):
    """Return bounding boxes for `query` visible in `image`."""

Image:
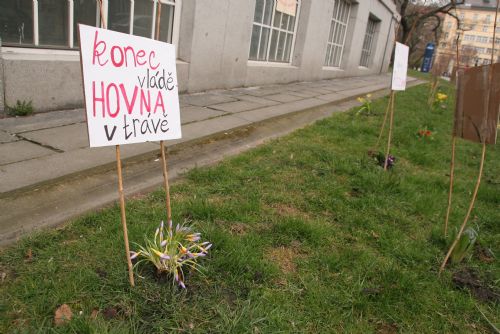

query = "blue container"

[421,43,435,73]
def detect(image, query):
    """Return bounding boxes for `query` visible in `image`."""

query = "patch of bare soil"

[215,219,249,235]
[375,322,398,334]
[270,203,309,219]
[266,244,305,274]
[452,268,500,303]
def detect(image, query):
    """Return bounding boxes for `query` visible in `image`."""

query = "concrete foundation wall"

[0,55,4,115]
[2,53,83,112]
[0,0,398,112]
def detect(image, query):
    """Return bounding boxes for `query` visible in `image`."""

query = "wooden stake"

[427,77,439,107]
[375,23,399,152]
[376,92,393,149]
[439,142,486,274]
[155,1,162,40]
[97,0,107,29]
[153,1,173,226]
[160,141,172,223]
[95,0,134,287]
[116,145,135,286]
[444,135,456,238]
[443,13,462,239]
[440,0,497,272]
[383,91,395,171]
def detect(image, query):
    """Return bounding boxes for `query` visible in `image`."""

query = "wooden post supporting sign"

[375,40,409,170]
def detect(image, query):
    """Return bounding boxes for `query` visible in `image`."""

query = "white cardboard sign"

[276,0,297,17]
[391,42,409,91]
[79,24,182,147]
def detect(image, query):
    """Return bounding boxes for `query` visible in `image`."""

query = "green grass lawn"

[1,80,499,333]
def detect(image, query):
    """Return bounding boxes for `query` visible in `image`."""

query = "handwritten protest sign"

[276,0,297,16]
[391,42,409,91]
[79,24,182,147]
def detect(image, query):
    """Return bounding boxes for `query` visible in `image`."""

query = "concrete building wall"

[0,0,398,113]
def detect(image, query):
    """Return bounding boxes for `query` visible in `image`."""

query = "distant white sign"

[392,42,409,91]
[79,24,182,147]
[276,0,296,17]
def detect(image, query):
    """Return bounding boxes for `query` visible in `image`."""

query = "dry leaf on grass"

[90,308,99,319]
[54,304,73,326]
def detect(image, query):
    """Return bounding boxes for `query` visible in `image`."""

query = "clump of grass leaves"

[131,220,212,289]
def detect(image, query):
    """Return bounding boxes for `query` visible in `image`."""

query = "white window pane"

[263,0,273,25]
[74,0,98,47]
[284,33,293,61]
[158,3,175,43]
[269,29,278,60]
[281,14,289,30]
[288,15,295,31]
[0,0,33,45]
[249,25,261,60]
[259,27,270,60]
[325,44,331,65]
[273,11,282,28]
[109,0,132,34]
[277,31,286,60]
[254,0,265,23]
[133,0,154,38]
[39,0,68,47]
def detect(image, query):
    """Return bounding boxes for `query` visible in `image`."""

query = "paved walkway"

[0,73,422,244]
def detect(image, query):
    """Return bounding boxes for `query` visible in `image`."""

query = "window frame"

[359,17,378,68]
[324,0,352,69]
[2,0,181,52]
[248,0,302,65]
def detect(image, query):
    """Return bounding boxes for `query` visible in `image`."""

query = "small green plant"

[131,220,211,289]
[450,227,478,264]
[7,100,34,117]
[356,94,373,115]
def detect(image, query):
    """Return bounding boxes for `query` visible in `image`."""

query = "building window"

[249,0,301,63]
[359,17,377,67]
[324,0,351,68]
[74,0,100,46]
[482,25,488,32]
[477,35,488,43]
[464,34,475,42]
[0,0,34,45]
[38,0,69,47]
[0,0,179,49]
